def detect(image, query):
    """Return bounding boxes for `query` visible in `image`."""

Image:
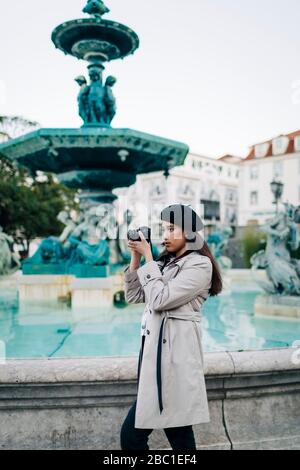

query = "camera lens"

[127,229,140,241]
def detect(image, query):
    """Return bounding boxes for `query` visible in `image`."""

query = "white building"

[114,152,240,231]
[238,130,300,226]
[115,129,300,230]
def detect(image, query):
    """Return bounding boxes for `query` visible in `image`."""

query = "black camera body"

[127,226,151,243]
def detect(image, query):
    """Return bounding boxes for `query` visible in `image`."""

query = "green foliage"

[0,154,79,255]
[241,227,267,268]
[0,115,39,140]
[241,223,300,266]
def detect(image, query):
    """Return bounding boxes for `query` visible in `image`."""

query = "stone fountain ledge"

[0,348,300,450]
[0,348,298,383]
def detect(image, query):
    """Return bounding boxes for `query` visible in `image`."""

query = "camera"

[127,226,151,243]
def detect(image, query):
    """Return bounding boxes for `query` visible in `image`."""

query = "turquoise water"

[1,285,300,358]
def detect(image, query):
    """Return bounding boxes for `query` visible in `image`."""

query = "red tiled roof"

[287,129,300,139]
[245,129,300,160]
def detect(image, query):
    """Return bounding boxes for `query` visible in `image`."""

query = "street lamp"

[270,179,284,213]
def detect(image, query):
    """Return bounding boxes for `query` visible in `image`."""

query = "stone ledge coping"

[70,278,113,289]
[16,275,73,284]
[0,348,299,384]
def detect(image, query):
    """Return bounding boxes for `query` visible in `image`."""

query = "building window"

[273,161,283,177]
[272,136,289,156]
[250,191,258,206]
[254,143,269,158]
[179,183,195,199]
[225,188,236,203]
[149,181,166,198]
[225,207,237,225]
[191,159,203,171]
[249,165,259,180]
[295,136,300,152]
[200,199,220,221]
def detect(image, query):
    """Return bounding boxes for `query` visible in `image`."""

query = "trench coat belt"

[156,311,202,414]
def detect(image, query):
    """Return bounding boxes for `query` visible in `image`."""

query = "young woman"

[120,203,223,451]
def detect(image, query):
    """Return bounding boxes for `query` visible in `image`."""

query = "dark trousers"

[120,335,197,451]
[120,399,197,451]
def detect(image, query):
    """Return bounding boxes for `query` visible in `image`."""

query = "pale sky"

[1,0,300,158]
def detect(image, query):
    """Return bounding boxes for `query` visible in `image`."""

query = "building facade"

[238,130,300,226]
[114,152,240,234]
[115,129,300,230]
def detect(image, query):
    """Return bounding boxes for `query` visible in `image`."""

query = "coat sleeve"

[123,265,145,304]
[136,257,212,312]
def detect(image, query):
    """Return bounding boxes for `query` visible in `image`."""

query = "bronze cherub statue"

[82,0,110,18]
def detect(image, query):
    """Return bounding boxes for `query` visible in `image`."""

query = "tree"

[0,115,39,140]
[0,154,79,257]
[0,115,79,257]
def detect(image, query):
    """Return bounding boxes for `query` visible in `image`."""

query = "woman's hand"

[128,230,153,261]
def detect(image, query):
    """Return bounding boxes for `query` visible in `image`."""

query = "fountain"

[0,226,21,276]
[251,202,300,319]
[207,225,233,291]
[0,0,189,304]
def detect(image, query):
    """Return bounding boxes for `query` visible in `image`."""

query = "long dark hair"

[197,240,223,296]
[156,240,223,297]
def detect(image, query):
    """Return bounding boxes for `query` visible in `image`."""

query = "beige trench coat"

[123,251,213,429]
